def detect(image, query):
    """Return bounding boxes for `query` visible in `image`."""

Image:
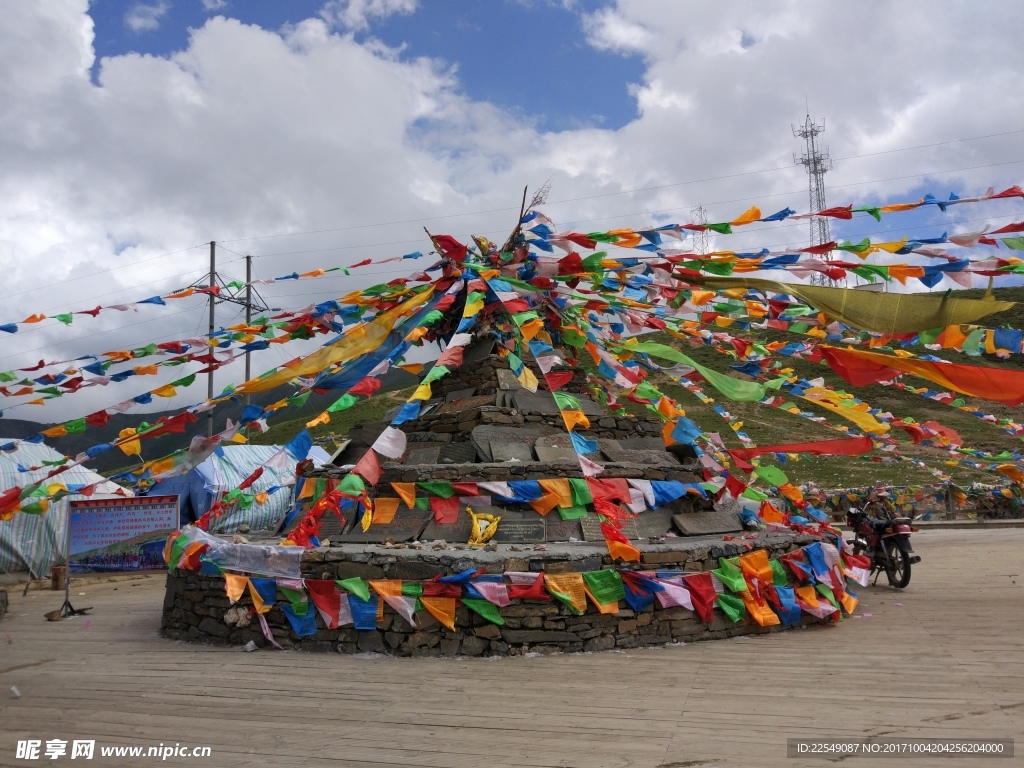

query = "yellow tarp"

[699,277,1013,333]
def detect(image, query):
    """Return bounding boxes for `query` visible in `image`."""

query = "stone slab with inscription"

[534,435,578,464]
[579,508,675,541]
[335,506,431,543]
[470,424,559,462]
[492,443,535,463]
[672,502,743,536]
[435,394,495,414]
[543,517,584,542]
[445,388,477,403]
[405,444,442,465]
[513,391,604,417]
[438,442,478,464]
[496,369,523,391]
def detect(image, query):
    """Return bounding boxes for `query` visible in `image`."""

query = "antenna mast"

[793,112,833,285]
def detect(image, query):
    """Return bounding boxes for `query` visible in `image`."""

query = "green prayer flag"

[64,418,87,434]
[635,381,662,401]
[580,252,607,273]
[553,392,580,411]
[54,313,73,326]
[815,583,840,611]
[414,497,431,510]
[716,593,745,622]
[547,588,585,615]
[558,505,589,520]
[568,478,593,506]
[711,557,748,594]
[754,465,789,488]
[327,393,359,412]
[167,535,189,572]
[620,342,785,402]
[171,373,196,387]
[741,487,768,501]
[422,365,449,384]
[461,597,505,625]
[336,577,370,601]
[419,310,444,326]
[582,569,625,605]
[401,582,423,597]
[287,391,311,408]
[769,558,789,587]
[339,473,365,495]
[706,222,733,234]
[278,586,310,615]
[418,481,455,498]
[561,327,587,348]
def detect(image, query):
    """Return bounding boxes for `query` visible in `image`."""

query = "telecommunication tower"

[690,205,709,256]
[793,113,833,285]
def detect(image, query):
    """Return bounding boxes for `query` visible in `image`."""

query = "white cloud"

[319,0,417,32]
[582,7,652,54]
[1,0,1023,424]
[201,0,227,11]
[124,1,170,32]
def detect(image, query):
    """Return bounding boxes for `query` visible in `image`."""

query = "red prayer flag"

[430,496,460,524]
[348,377,383,397]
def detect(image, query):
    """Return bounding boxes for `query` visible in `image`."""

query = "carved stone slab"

[496,369,522,391]
[544,517,584,542]
[405,444,442,465]
[445,388,477,403]
[534,435,578,464]
[407,432,452,444]
[435,394,495,414]
[471,424,559,462]
[598,439,679,466]
[513,391,604,416]
[438,442,478,464]
[672,504,743,536]
[492,443,534,462]
[579,508,675,541]
[492,519,545,543]
[463,339,496,365]
[335,506,431,543]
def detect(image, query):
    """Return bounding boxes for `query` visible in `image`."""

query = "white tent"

[0,440,133,577]
[149,444,330,532]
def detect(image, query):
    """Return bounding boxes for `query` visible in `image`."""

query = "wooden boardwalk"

[1,528,1022,767]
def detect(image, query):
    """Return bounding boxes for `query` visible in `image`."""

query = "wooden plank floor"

[1,528,1022,767]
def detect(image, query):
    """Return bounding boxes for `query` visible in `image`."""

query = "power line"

[2,244,213,301]
[240,157,1024,261]
[216,127,1024,245]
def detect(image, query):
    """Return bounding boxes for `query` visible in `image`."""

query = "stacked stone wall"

[162,535,817,656]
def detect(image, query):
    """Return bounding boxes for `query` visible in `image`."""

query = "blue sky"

[89,0,646,131]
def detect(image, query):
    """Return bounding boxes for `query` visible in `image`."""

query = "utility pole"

[690,205,709,256]
[793,111,833,285]
[208,241,216,436]
[188,243,271,435]
[245,254,252,407]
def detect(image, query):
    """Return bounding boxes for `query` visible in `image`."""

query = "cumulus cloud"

[1,0,1023,422]
[582,7,652,54]
[201,0,227,11]
[320,0,417,32]
[124,1,170,32]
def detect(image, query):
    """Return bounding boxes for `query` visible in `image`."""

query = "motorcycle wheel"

[884,540,911,589]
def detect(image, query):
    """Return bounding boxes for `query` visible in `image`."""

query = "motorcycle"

[846,506,921,588]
